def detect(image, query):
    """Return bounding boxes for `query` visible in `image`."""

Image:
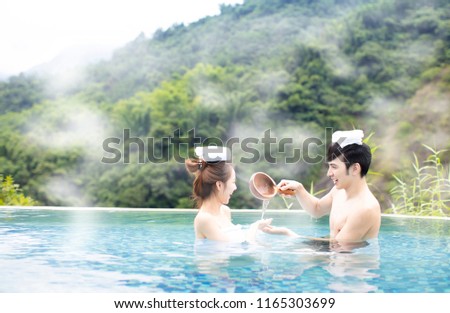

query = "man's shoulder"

[357,195,381,218]
[365,189,381,211]
[348,188,381,218]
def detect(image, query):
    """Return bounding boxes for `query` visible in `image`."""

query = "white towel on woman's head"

[195,146,231,162]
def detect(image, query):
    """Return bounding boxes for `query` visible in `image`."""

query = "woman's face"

[219,168,237,204]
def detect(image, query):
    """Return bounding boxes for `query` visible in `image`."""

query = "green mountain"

[1,0,449,211]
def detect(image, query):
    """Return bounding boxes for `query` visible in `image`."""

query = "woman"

[185,147,299,242]
[185,147,276,243]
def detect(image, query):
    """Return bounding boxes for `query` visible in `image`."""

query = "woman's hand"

[260,225,299,237]
[254,218,273,230]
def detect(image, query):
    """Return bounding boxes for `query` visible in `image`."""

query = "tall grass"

[389,145,450,216]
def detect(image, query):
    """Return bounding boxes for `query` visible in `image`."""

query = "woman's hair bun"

[185,158,204,174]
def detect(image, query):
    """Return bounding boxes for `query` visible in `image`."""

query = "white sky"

[1,0,243,76]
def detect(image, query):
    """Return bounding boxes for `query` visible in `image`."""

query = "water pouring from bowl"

[249,172,294,218]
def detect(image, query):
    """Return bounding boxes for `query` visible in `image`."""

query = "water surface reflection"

[194,236,380,292]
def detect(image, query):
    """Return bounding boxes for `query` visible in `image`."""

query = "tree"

[0,74,46,114]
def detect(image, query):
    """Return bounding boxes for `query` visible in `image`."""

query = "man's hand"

[277,179,302,195]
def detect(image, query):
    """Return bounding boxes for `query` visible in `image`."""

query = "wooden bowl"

[249,172,277,200]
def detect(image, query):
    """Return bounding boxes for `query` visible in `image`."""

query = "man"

[274,130,381,244]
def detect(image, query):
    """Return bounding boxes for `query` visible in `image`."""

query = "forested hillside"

[1,0,449,213]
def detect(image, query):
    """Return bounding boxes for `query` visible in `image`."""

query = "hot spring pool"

[0,207,449,293]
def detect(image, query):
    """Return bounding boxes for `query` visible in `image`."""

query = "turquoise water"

[0,208,449,293]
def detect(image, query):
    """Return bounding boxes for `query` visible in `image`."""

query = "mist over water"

[45,177,91,207]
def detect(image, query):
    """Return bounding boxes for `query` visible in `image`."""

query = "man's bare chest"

[329,198,359,231]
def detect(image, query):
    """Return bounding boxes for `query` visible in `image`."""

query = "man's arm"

[278,180,334,218]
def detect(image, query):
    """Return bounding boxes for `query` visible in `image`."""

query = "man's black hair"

[326,142,372,177]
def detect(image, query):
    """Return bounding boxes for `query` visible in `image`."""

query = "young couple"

[185,130,381,245]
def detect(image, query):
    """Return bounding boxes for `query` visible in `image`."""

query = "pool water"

[0,208,449,293]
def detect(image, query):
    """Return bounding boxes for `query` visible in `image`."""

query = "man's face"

[327,157,352,189]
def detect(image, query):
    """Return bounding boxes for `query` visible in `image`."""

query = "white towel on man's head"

[332,130,364,148]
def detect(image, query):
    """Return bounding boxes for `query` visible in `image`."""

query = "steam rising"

[25,101,112,206]
[26,104,108,152]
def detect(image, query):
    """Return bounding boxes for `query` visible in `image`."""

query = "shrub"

[0,175,37,206]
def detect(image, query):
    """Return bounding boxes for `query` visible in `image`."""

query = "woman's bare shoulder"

[221,205,231,213]
[194,211,213,225]
[221,205,232,219]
